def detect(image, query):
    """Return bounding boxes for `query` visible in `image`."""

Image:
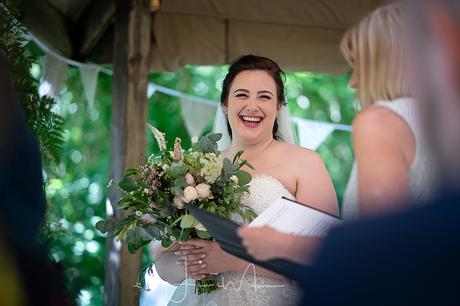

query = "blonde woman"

[341,3,438,219]
[238,3,438,265]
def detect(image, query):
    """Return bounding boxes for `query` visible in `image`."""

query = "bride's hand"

[175,239,239,279]
[237,226,288,261]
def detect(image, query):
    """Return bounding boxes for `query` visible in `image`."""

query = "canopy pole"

[105,0,151,306]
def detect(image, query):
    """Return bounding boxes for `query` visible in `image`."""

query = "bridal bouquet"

[96,125,256,294]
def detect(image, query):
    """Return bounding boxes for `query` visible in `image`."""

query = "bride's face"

[224,70,280,144]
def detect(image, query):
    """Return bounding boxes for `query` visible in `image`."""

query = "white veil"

[213,103,296,151]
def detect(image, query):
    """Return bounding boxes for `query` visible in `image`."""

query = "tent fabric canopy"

[22,0,390,74]
[150,0,388,73]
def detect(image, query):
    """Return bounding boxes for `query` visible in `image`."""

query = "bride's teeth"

[242,116,261,122]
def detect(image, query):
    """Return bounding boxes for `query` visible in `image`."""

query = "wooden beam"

[19,0,72,56]
[74,0,116,58]
[105,0,151,306]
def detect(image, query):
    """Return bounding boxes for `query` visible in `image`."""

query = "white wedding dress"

[168,175,302,306]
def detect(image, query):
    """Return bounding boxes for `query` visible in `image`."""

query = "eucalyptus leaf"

[235,170,252,186]
[223,158,233,174]
[161,237,172,248]
[170,161,187,178]
[179,228,192,240]
[137,180,150,189]
[171,186,183,197]
[243,209,258,222]
[180,214,198,228]
[127,240,150,254]
[124,168,139,176]
[208,133,222,143]
[200,137,214,153]
[119,177,138,192]
[95,221,108,233]
[196,230,211,239]
[145,225,162,240]
[174,177,187,188]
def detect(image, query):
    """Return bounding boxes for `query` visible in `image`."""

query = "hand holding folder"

[185,197,340,280]
[185,204,311,280]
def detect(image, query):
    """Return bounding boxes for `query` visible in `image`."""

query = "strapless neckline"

[251,174,295,198]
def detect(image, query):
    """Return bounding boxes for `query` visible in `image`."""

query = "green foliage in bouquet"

[97,125,257,294]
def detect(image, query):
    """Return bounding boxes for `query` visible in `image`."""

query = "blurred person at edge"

[296,1,460,305]
[340,3,438,220]
[0,57,76,306]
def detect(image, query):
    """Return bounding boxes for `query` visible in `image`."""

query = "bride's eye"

[259,95,271,100]
[235,93,248,98]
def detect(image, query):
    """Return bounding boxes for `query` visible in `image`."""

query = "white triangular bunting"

[79,64,101,111]
[40,52,68,97]
[180,98,217,137]
[293,118,335,150]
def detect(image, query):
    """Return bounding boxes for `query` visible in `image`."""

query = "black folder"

[185,203,307,281]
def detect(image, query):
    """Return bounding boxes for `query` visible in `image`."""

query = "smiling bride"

[152,55,339,306]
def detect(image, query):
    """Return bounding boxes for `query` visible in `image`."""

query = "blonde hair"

[341,3,411,108]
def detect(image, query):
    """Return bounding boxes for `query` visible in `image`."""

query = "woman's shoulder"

[274,141,324,166]
[353,105,411,138]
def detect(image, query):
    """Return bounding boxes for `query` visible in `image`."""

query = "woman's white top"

[342,97,438,220]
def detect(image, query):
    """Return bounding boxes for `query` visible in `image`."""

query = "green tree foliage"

[0,2,64,165]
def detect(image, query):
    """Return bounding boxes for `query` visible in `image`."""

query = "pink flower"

[141,214,157,224]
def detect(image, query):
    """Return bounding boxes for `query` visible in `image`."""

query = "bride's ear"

[276,102,282,113]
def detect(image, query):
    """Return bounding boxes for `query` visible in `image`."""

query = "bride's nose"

[244,96,260,114]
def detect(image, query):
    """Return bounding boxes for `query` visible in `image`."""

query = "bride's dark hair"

[220,55,287,139]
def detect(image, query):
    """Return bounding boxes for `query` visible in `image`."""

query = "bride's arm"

[149,242,187,285]
[238,150,337,264]
[295,150,339,216]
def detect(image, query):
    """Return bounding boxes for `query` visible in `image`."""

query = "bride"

[152,55,338,306]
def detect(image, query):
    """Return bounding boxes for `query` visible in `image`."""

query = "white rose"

[230,175,238,184]
[173,196,184,209]
[185,173,195,186]
[162,164,169,171]
[183,186,198,203]
[195,222,207,232]
[191,136,199,144]
[195,183,212,199]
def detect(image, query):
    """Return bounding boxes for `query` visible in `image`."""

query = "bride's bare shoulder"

[275,141,323,166]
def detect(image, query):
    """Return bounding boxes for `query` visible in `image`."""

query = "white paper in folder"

[248,197,341,236]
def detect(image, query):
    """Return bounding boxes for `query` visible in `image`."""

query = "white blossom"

[173,196,185,209]
[183,186,199,202]
[200,153,223,184]
[196,183,212,199]
[185,173,195,186]
[195,223,207,232]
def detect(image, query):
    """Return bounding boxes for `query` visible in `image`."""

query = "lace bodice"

[168,176,301,306]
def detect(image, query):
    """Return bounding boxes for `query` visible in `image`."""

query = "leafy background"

[28,46,355,305]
